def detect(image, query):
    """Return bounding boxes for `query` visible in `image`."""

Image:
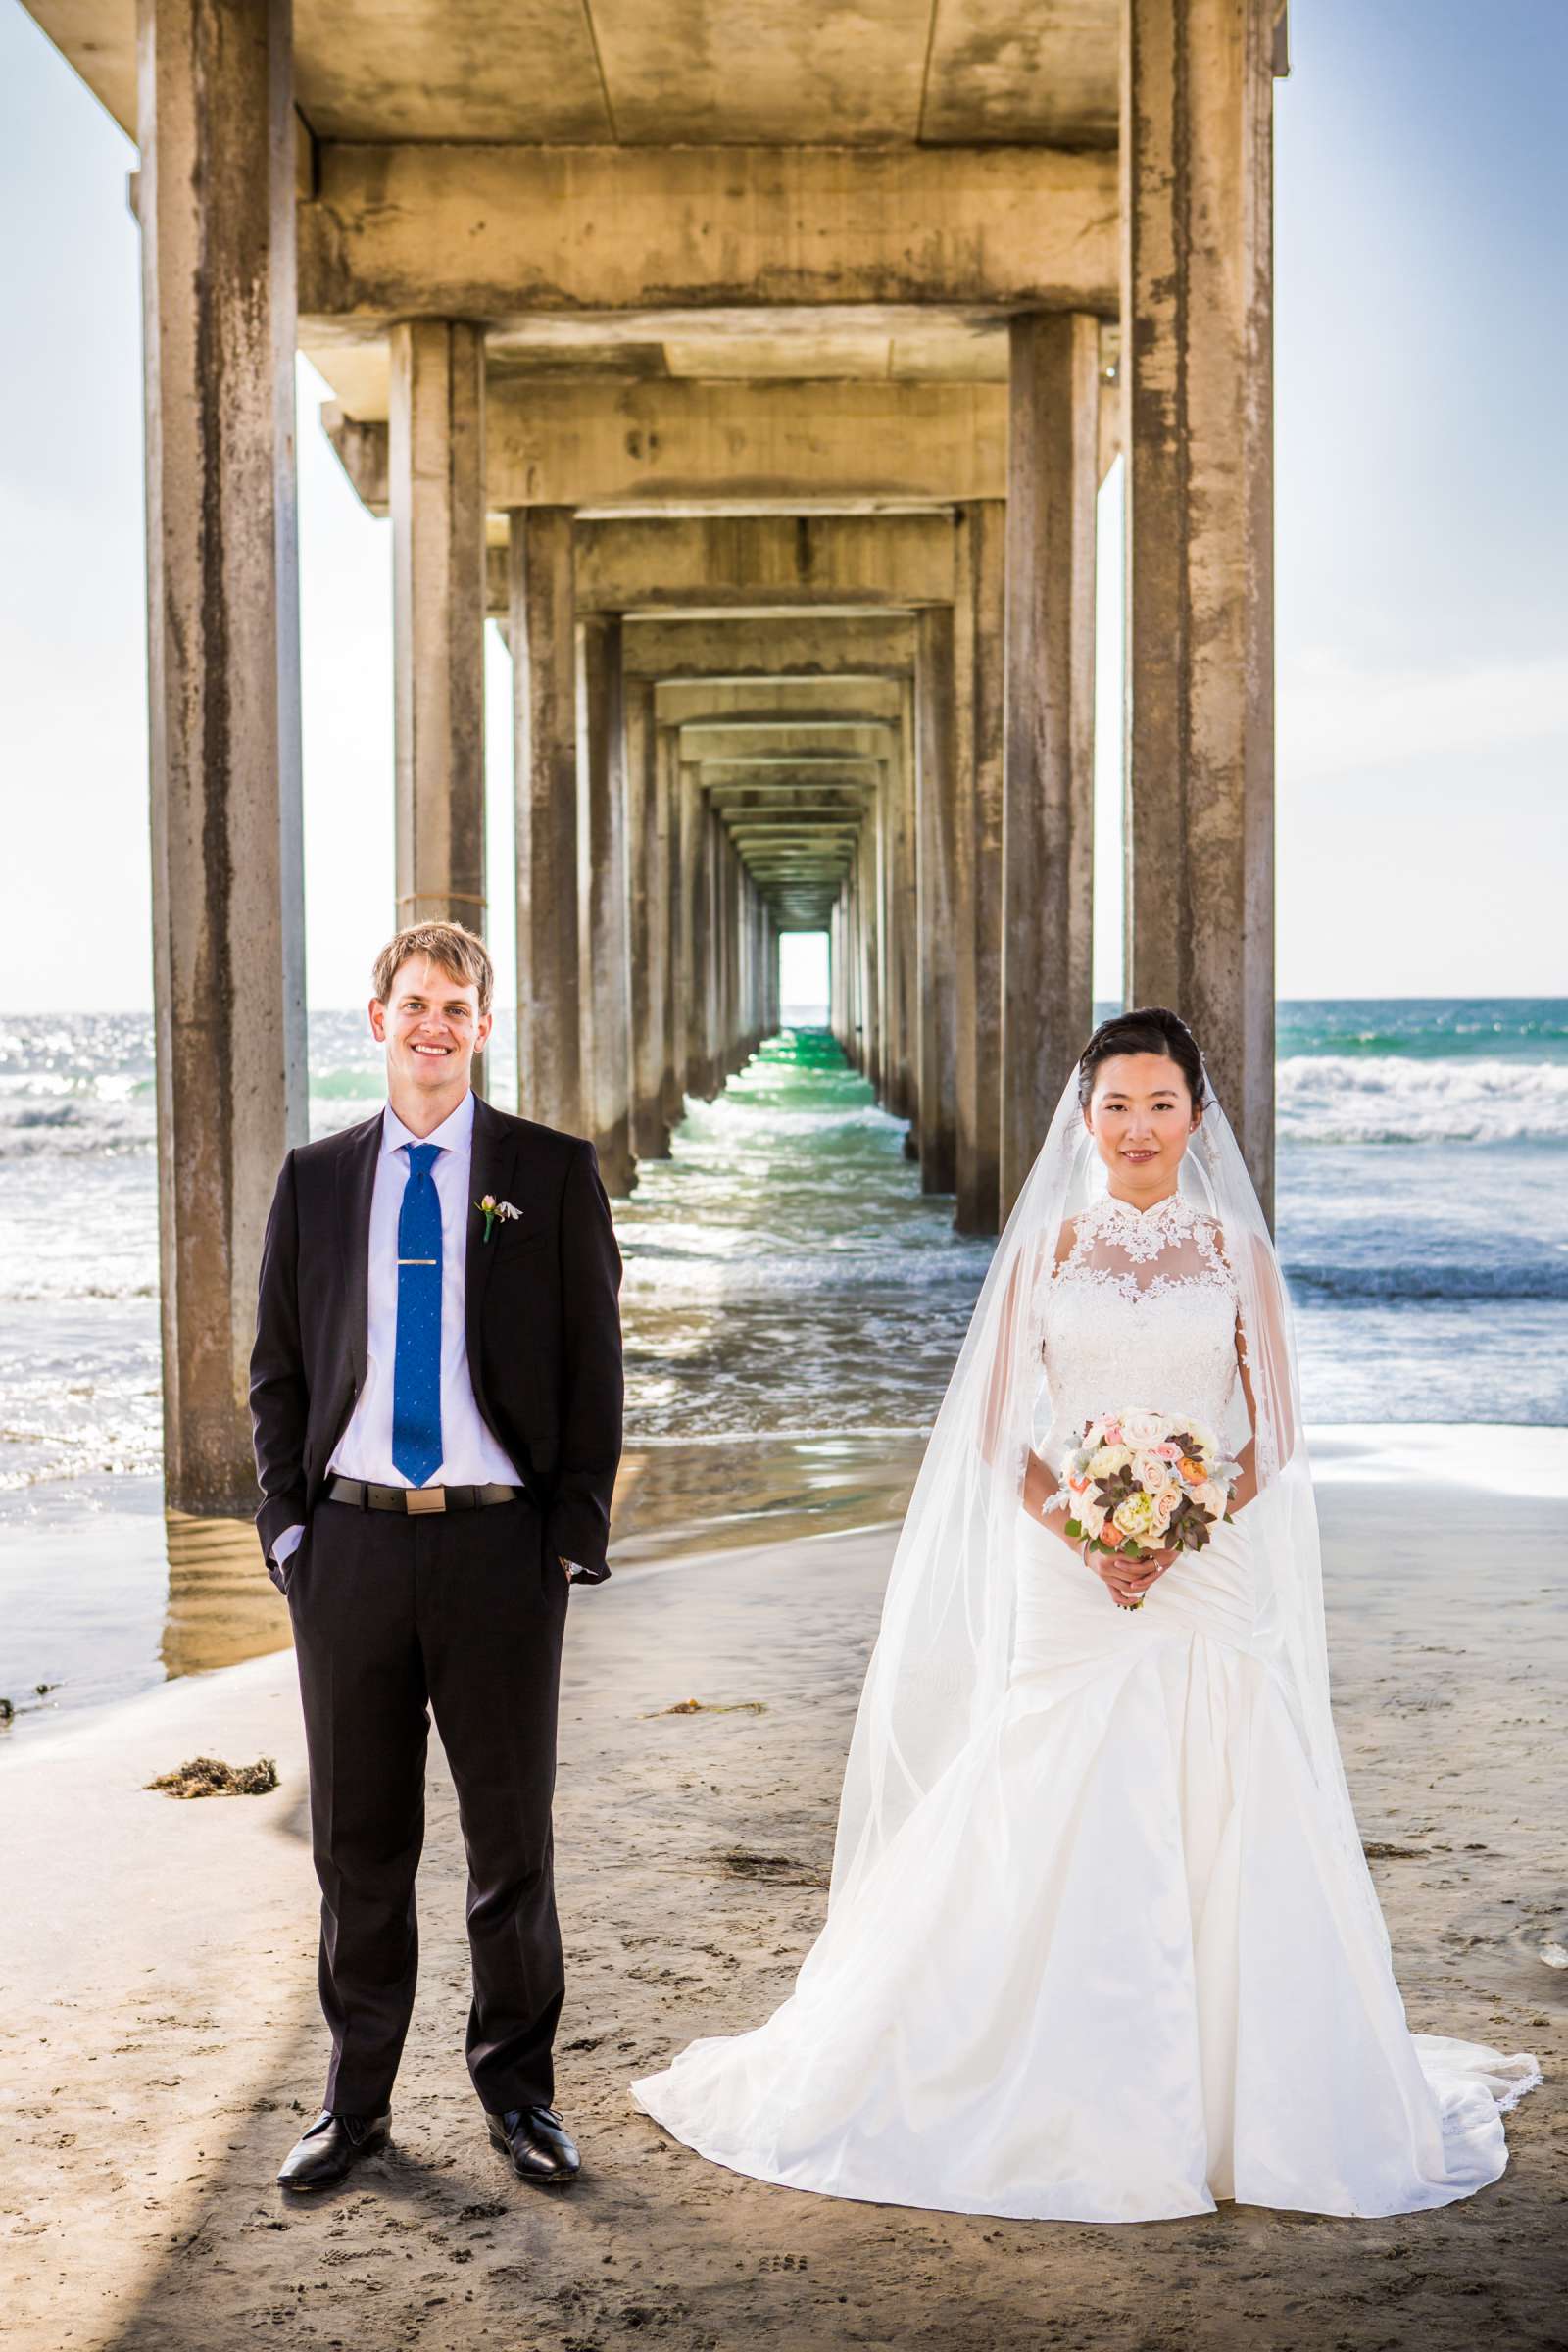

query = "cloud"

[1280,648,1568,783]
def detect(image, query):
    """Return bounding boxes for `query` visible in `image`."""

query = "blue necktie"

[392,1142,443,1486]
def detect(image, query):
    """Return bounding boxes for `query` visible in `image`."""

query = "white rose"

[1118,1408,1163,1448]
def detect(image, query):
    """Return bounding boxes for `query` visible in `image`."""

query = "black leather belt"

[326,1475,523,1515]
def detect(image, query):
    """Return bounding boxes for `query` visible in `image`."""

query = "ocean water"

[1,998,1565,1511]
[1,998,1564,1731]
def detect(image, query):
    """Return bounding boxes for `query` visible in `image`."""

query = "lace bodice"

[1034,1189,1244,1468]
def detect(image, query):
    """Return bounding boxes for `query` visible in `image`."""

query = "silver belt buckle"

[404,1486,447,1514]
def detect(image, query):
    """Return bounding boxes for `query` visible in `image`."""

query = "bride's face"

[1082,1052,1201,1197]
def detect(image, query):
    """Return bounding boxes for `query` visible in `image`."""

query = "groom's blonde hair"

[371,921,494,1017]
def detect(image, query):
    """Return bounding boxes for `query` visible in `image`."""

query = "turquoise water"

[0,999,1564,1513]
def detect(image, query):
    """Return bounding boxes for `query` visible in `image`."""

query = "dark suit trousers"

[285,1494,567,2117]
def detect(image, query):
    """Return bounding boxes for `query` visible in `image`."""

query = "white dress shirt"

[270,1090,522,1567]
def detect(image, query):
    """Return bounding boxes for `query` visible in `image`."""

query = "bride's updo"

[1076,1006,1208,1112]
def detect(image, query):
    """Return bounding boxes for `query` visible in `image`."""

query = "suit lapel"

[466,1094,518,1433]
[335,1109,384,1397]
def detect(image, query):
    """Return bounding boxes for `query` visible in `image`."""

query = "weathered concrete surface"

[323,379,1014,514]
[508,505,582,1134]
[388,318,488,957]
[889,673,920,1124]
[655,679,903,728]
[999,310,1099,1221]
[33,0,1123,151]
[580,614,635,1195]
[573,512,956,612]
[625,678,672,1162]
[138,0,306,1515]
[1122,0,1279,1220]
[657,729,686,1129]
[484,377,1010,507]
[623,613,919,682]
[296,143,1117,321]
[953,500,1005,1237]
[916,606,959,1195]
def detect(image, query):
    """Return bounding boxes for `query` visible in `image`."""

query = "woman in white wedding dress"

[631,1008,1539,2221]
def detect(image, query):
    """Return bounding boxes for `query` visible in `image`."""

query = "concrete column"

[761,904,778,1037]
[509,506,581,1133]
[953,500,1006,1236]
[710,800,728,1077]
[1000,312,1100,1222]
[829,901,846,1046]
[895,684,920,1131]
[1123,0,1279,1218]
[579,614,633,1193]
[625,679,671,1159]
[138,0,305,1513]
[389,319,487,943]
[857,815,881,1090]
[916,608,958,1194]
[678,764,716,1100]
[658,727,685,1127]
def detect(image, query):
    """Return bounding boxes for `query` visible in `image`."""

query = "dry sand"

[2,1428,1564,2352]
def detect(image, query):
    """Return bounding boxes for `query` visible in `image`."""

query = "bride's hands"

[1092,1542,1178,1609]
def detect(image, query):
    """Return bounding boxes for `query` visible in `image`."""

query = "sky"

[1,0,1563,1014]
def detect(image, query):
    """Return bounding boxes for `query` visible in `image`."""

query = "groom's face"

[369,956,492,1094]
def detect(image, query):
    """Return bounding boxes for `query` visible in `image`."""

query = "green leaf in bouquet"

[1064,1518,1083,1540]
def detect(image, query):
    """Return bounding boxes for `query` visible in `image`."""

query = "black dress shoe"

[276,2108,391,2190]
[487,2103,580,2187]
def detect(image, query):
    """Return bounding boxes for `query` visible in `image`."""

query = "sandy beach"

[2,1425,1563,2352]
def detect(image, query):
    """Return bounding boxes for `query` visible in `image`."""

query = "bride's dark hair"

[1076,1005,1208,1112]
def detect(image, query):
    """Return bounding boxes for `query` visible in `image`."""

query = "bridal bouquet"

[1061,1408,1241,1599]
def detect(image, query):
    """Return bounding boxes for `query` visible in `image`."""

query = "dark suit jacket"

[249,1093,623,1582]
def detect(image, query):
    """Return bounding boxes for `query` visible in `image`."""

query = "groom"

[249,921,622,2193]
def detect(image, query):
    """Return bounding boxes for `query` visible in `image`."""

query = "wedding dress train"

[632,1188,1539,2220]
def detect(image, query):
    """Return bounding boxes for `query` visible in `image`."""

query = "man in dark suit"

[250,922,622,2193]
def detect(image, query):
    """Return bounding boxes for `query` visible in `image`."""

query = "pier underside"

[24,0,1287,1509]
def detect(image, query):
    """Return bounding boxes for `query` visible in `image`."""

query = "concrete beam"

[486,377,1008,508]
[298,143,1117,320]
[680,722,894,761]
[655,680,903,725]
[622,613,919,680]
[575,514,956,612]
[1123,0,1278,1218]
[139,0,306,1514]
[322,378,1014,514]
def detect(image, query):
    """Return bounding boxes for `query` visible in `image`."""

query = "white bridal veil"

[827,1056,1392,1960]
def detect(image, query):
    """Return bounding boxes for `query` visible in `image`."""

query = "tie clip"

[398,1257,438,1265]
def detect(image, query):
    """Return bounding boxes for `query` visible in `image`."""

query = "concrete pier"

[137,0,306,1514]
[508,505,581,1134]
[389,319,487,937]
[1000,312,1100,1222]
[579,613,634,1194]
[1122,0,1281,1220]
[34,0,1289,1508]
[954,500,1006,1238]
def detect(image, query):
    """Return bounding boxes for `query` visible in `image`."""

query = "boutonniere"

[475,1194,522,1244]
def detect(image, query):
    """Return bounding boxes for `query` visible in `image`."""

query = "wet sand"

[2,1427,1563,2351]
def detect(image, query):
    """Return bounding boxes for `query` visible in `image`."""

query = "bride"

[631,1006,1540,2221]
